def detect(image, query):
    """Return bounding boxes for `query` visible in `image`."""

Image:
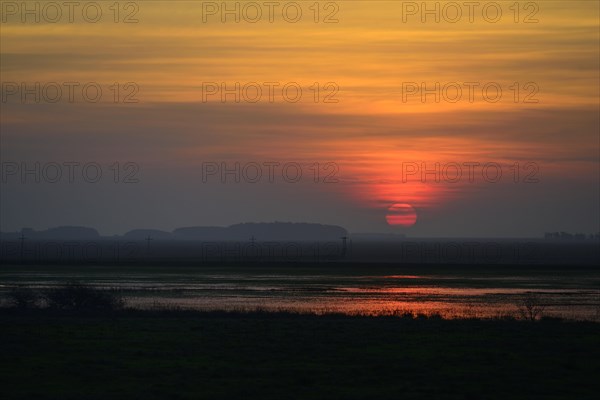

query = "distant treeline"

[544,232,600,241]
[0,222,348,242]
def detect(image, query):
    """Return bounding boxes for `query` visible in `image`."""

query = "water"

[1,266,599,320]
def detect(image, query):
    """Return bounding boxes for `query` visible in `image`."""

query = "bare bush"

[6,287,40,309]
[517,293,546,321]
[44,282,124,312]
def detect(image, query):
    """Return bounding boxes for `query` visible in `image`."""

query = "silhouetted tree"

[517,293,545,320]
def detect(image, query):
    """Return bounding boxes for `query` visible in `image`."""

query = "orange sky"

[1,1,599,234]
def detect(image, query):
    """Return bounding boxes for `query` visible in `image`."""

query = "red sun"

[386,203,417,227]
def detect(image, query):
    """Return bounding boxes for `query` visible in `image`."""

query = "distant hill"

[123,229,172,240]
[1,222,348,242]
[0,226,100,240]
[172,226,228,240]
[174,223,348,241]
[228,222,347,241]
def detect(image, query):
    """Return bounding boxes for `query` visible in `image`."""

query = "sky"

[1,0,599,237]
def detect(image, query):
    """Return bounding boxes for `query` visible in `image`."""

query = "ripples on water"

[1,268,599,320]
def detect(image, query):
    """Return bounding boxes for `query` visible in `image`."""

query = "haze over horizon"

[1,1,599,238]
[1,222,598,241]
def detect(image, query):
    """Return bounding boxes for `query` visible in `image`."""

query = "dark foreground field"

[1,311,599,400]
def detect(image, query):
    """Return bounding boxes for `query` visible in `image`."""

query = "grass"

[1,309,599,400]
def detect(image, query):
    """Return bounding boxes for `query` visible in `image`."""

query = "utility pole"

[19,233,26,263]
[145,236,153,257]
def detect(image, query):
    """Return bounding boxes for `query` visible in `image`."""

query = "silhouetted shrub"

[6,287,40,309]
[517,293,545,321]
[44,282,123,312]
